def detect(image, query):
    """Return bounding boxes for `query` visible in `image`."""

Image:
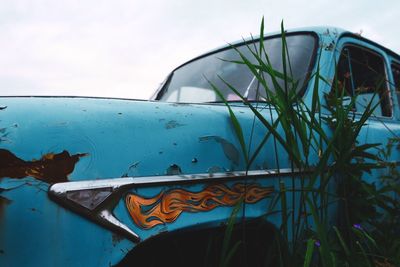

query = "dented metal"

[1,27,400,267]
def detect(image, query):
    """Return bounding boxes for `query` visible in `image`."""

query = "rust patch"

[126,183,274,229]
[0,149,87,183]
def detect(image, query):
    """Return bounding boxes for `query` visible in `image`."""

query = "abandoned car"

[0,27,399,266]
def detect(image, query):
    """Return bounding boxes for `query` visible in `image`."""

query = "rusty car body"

[0,27,399,266]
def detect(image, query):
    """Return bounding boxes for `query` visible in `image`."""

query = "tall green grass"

[212,18,400,267]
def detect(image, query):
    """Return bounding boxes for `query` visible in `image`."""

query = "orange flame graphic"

[125,183,273,229]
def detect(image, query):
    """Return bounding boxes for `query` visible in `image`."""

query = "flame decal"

[125,183,273,229]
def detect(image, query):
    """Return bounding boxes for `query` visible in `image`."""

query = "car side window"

[334,45,392,117]
[391,63,400,108]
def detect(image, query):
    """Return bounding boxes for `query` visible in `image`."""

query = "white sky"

[0,0,398,99]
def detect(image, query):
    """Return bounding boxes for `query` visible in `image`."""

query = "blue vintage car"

[0,27,399,266]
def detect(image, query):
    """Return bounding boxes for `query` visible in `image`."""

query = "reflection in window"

[159,34,316,103]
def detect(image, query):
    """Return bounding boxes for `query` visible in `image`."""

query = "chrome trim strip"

[50,168,305,193]
[48,168,306,243]
[98,210,140,241]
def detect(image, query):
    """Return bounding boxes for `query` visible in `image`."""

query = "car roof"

[181,26,400,68]
[191,26,346,58]
[153,26,400,101]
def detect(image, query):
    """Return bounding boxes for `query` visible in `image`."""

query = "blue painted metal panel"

[0,27,399,266]
[0,98,283,266]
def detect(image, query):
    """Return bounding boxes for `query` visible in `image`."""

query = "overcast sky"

[0,0,398,99]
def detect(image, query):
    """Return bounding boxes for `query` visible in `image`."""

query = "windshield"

[158,33,317,103]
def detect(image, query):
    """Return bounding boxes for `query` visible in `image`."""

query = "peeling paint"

[323,29,331,36]
[207,166,224,174]
[0,196,12,217]
[199,136,240,165]
[165,120,185,129]
[0,128,10,143]
[121,161,140,177]
[0,149,87,183]
[111,233,124,246]
[324,41,335,51]
[0,124,17,144]
[166,164,182,175]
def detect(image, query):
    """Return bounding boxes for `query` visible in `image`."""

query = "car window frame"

[389,60,400,120]
[154,32,320,103]
[334,37,394,120]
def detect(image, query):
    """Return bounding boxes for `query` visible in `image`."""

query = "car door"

[334,36,400,184]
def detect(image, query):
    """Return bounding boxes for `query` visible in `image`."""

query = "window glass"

[159,34,316,103]
[334,45,391,117]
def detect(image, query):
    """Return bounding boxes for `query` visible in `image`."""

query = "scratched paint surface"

[126,183,274,229]
[0,97,277,267]
[0,28,399,267]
